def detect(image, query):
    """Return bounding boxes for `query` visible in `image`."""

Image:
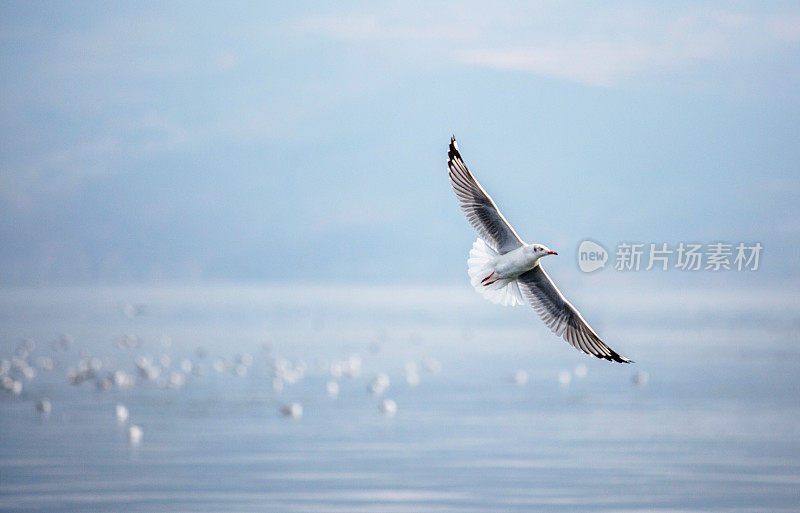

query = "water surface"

[1,284,798,512]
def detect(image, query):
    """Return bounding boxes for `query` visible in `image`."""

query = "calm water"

[1,284,798,512]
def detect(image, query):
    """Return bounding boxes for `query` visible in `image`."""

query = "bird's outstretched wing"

[448,136,524,254]
[517,266,632,363]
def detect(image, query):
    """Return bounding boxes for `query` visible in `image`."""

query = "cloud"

[455,28,729,87]
[457,44,654,87]
[296,13,478,42]
[295,4,800,87]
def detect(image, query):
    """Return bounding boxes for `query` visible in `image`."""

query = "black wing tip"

[448,136,461,162]
[602,349,634,364]
[582,341,633,364]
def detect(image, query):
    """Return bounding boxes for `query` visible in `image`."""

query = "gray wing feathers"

[448,137,523,254]
[517,266,632,363]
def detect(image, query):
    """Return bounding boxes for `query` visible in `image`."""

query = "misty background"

[1,1,798,287]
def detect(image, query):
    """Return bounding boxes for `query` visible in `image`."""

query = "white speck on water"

[280,403,302,418]
[511,369,528,385]
[368,373,390,396]
[116,403,129,423]
[212,358,227,373]
[343,354,362,378]
[326,380,339,398]
[632,371,649,386]
[89,357,103,372]
[128,425,143,444]
[159,371,186,389]
[380,399,397,416]
[96,376,112,391]
[135,356,161,381]
[113,371,134,388]
[422,357,441,374]
[405,361,420,386]
[36,398,51,415]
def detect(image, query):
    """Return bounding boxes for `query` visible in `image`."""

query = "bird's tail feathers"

[467,238,524,307]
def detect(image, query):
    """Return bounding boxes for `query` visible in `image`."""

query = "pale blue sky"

[1,1,798,285]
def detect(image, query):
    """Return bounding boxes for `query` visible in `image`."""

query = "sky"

[1,1,799,287]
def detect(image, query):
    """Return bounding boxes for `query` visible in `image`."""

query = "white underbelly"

[493,251,537,278]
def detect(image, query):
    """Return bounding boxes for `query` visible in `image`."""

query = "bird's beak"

[548,250,558,255]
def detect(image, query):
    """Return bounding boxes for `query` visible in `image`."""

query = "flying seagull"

[447,136,632,363]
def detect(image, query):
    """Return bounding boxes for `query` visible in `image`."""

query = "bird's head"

[526,244,558,259]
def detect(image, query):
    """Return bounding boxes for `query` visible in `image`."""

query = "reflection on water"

[0,285,798,512]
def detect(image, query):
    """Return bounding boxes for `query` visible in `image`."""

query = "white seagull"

[448,136,631,363]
